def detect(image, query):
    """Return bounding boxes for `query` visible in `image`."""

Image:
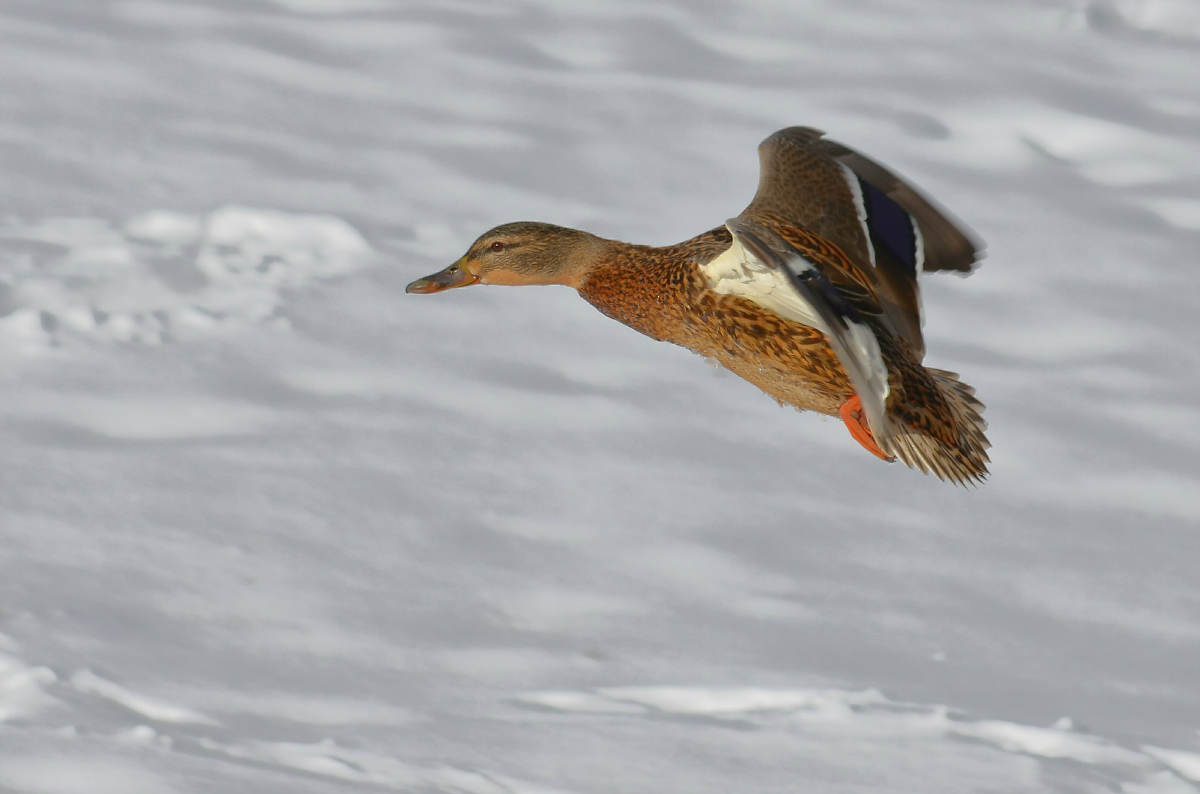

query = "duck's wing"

[723,217,893,450]
[739,126,984,358]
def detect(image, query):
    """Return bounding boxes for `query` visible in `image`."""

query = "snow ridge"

[0,207,373,352]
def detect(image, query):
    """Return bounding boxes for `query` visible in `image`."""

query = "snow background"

[2,0,1199,791]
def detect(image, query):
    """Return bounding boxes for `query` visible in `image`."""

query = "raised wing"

[739,126,984,358]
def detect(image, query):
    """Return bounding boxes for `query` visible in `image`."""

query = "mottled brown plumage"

[407,126,991,484]
[580,227,853,416]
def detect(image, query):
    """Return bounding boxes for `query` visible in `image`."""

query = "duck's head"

[406,222,607,294]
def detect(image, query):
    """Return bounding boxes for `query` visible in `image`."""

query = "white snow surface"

[1,1,1198,792]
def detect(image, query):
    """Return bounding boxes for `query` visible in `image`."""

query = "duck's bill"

[405,260,479,294]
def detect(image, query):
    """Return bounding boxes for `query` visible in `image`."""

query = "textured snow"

[0,642,59,723]
[1,0,1198,792]
[1145,748,1200,784]
[70,669,219,726]
[0,207,373,349]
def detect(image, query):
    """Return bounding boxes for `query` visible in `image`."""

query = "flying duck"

[407,127,990,484]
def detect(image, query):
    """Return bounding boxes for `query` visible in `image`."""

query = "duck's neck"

[575,240,685,343]
[575,226,732,342]
[555,233,628,289]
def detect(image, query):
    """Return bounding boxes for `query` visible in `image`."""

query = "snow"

[0,756,177,794]
[2,0,1199,792]
[0,643,59,723]
[0,207,373,350]
[1145,748,1200,784]
[70,670,219,726]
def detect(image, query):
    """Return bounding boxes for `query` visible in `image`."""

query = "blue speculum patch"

[860,180,918,276]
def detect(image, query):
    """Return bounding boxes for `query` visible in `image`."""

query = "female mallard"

[407,127,990,484]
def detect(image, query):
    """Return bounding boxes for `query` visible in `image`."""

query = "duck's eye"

[490,241,505,253]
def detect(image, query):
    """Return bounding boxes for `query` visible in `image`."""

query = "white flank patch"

[839,163,876,268]
[700,235,829,333]
[703,229,891,436]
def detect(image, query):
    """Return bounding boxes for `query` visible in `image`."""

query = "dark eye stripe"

[482,240,525,253]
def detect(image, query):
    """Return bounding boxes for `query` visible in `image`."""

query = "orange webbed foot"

[839,394,895,462]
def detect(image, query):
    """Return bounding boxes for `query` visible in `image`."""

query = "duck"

[407,126,990,484]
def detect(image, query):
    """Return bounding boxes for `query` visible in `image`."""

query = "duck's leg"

[839,395,895,462]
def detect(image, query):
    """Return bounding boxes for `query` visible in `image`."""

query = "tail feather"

[880,368,990,486]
